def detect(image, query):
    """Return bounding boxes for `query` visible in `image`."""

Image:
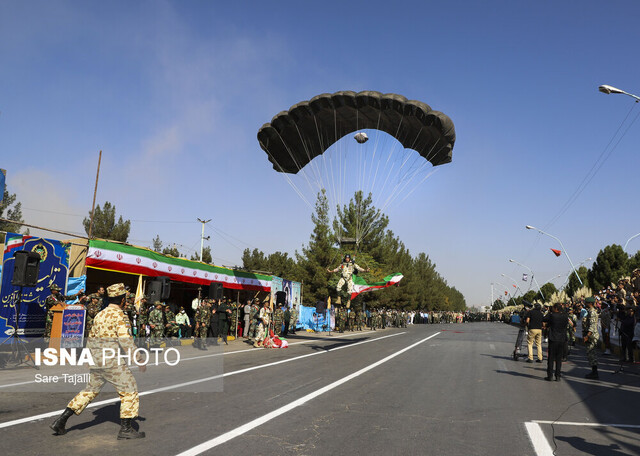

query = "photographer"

[526,303,544,363]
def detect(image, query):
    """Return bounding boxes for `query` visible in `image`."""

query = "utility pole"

[197,218,211,262]
[88,150,102,239]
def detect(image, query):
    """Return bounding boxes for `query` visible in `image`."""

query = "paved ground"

[0,323,639,455]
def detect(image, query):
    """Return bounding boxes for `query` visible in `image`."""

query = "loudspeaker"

[209,282,224,300]
[147,276,171,301]
[12,251,40,287]
[316,299,327,313]
[275,291,286,306]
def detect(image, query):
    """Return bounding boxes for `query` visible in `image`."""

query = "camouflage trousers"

[150,328,164,346]
[44,310,54,338]
[247,321,258,339]
[68,366,139,418]
[194,324,208,345]
[585,338,599,367]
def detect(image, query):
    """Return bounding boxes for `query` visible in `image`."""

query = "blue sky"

[1,1,639,307]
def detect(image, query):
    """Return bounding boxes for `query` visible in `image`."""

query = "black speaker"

[147,276,171,301]
[147,280,162,301]
[12,251,41,287]
[316,299,327,313]
[209,282,224,300]
[158,276,171,300]
[275,291,286,306]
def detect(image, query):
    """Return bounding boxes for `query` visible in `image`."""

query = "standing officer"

[217,298,231,344]
[44,284,83,339]
[148,301,164,347]
[50,283,146,439]
[583,297,600,379]
[194,300,211,350]
[243,299,252,338]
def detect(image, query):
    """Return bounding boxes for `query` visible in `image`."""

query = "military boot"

[585,366,599,380]
[117,418,145,439]
[50,407,74,435]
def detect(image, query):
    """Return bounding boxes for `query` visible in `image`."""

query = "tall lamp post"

[562,257,592,287]
[598,84,640,102]
[525,225,583,286]
[509,259,544,301]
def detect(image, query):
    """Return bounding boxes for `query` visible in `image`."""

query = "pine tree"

[83,201,130,242]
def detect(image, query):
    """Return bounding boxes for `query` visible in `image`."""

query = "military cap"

[49,284,61,291]
[107,283,127,297]
[154,301,163,306]
[585,297,596,304]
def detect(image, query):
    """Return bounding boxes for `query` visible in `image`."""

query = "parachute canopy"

[258,91,456,174]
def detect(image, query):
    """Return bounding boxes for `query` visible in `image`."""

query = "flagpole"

[525,226,583,286]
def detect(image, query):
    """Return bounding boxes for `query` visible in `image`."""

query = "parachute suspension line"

[263,147,313,210]
[313,114,339,227]
[363,112,383,209]
[375,138,442,218]
[369,113,405,217]
[293,122,324,196]
[271,127,315,194]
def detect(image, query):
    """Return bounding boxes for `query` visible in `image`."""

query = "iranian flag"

[350,273,403,300]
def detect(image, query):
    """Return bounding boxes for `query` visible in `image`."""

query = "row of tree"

[492,244,640,310]
[2,190,466,311]
[242,190,466,311]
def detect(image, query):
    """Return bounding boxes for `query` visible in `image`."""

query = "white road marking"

[524,422,554,456]
[0,330,379,389]
[175,332,441,456]
[533,420,640,428]
[497,360,508,372]
[0,332,405,430]
[489,343,495,351]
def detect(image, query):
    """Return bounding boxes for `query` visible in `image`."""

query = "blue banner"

[0,233,70,341]
[298,305,333,331]
[60,305,85,348]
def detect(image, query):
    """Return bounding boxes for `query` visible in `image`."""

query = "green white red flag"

[350,273,403,300]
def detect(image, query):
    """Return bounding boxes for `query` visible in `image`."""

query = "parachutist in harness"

[327,254,369,307]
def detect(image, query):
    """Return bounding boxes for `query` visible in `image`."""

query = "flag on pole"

[522,273,528,282]
[134,274,144,311]
[550,248,562,257]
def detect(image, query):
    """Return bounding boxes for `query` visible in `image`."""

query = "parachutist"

[327,254,369,301]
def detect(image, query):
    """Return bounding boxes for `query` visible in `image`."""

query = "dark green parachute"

[258,91,456,174]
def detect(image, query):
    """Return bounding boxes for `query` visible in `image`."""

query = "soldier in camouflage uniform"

[273,305,284,336]
[123,290,136,328]
[86,287,106,311]
[163,305,179,338]
[247,300,260,339]
[356,310,365,331]
[135,298,149,347]
[229,302,239,339]
[348,309,356,331]
[44,284,82,339]
[290,307,298,334]
[583,297,600,379]
[337,307,347,332]
[50,283,146,439]
[327,254,369,306]
[194,300,211,350]
[148,301,165,347]
[85,295,102,336]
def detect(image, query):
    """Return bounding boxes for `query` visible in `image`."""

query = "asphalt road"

[1,323,639,455]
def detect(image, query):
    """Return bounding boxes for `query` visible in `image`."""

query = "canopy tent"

[85,239,271,291]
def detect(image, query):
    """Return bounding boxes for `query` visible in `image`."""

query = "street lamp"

[562,257,592,287]
[525,225,583,286]
[598,85,640,101]
[624,232,640,252]
[509,259,544,300]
